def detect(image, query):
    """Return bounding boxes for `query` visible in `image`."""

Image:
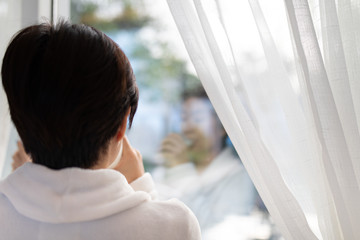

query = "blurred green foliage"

[71,0,151,31]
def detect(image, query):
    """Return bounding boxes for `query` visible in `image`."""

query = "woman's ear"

[116,108,131,142]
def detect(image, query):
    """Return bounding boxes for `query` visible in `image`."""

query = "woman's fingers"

[160,133,187,153]
[114,136,145,184]
[11,141,32,171]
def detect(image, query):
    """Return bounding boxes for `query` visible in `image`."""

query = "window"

[1,0,282,238]
[70,1,281,239]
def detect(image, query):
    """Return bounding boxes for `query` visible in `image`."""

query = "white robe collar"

[0,162,150,223]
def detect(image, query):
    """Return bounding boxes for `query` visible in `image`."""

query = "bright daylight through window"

[0,0,283,239]
[69,0,282,239]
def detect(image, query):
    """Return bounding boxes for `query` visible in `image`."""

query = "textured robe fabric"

[0,163,201,240]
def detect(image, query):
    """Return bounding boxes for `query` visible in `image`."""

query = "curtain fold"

[167,0,360,239]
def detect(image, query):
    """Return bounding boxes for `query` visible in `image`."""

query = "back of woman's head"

[1,21,139,169]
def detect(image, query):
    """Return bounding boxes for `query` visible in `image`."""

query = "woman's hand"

[160,133,190,167]
[12,141,32,171]
[113,136,145,184]
[183,127,211,168]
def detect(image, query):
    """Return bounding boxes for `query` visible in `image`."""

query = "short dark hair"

[181,86,208,101]
[1,21,139,169]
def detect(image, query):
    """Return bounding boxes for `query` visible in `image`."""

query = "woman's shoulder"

[112,197,201,240]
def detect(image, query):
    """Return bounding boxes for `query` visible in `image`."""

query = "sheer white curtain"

[167,0,360,239]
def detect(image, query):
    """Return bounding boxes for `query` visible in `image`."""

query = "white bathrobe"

[154,148,256,231]
[0,162,201,240]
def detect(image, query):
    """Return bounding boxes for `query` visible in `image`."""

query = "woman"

[0,21,200,240]
[158,88,256,231]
